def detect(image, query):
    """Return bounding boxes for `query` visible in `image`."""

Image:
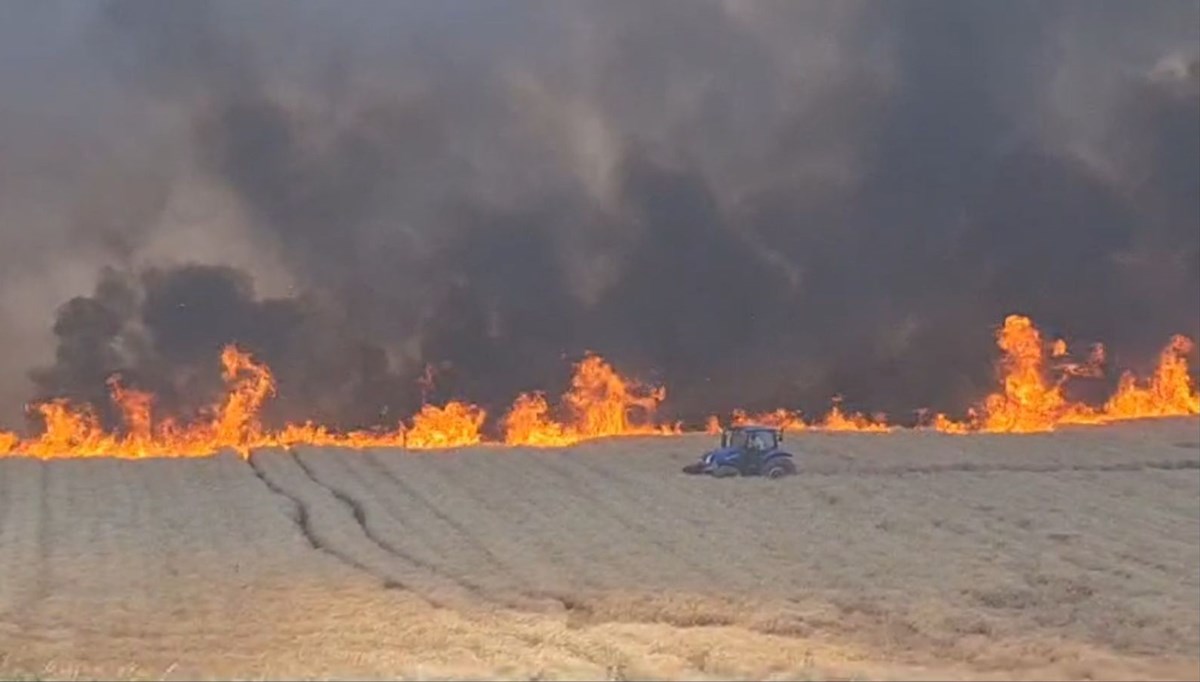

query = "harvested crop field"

[1,419,1198,681]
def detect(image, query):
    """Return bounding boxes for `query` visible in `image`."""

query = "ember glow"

[0,314,1196,458]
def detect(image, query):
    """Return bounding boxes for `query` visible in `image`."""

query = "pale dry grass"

[1,419,1197,680]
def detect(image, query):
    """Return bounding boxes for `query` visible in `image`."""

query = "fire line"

[1,314,1197,458]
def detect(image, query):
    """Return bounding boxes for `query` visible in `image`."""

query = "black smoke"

[2,1,1197,431]
[29,265,417,431]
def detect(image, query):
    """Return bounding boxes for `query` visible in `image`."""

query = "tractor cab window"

[723,429,777,450]
[723,430,750,450]
[750,431,777,450]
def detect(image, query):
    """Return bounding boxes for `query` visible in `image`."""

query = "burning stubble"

[2,314,1198,458]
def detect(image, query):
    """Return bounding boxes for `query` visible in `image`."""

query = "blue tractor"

[682,425,797,479]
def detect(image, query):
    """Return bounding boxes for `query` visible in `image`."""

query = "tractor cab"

[721,425,781,452]
[682,424,797,479]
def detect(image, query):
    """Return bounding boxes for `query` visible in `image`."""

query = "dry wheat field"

[1,419,1198,681]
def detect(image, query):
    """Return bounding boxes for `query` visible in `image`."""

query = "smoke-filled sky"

[1,0,1197,432]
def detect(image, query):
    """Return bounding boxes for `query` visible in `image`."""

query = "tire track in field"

[395,451,618,597]
[360,452,526,591]
[493,449,720,590]
[298,451,459,569]
[293,450,495,599]
[493,450,679,591]
[247,452,378,570]
[247,450,470,607]
[360,452,596,612]
[299,451,576,613]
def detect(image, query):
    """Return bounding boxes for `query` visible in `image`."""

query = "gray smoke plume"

[1,0,1196,432]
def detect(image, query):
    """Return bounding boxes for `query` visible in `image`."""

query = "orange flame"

[721,402,889,433]
[2,345,485,458]
[936,315,1198,433]
[19,400,118,457]
[0,429,16,454]
[212,345,276,449]
[704,414,723,435]
[106,377,155,455]
[1103,335,1200,419]
[502,352,678,446]
[502,393,569,446]
[1051,338,1068,357]
[928,412,971,434]
[728,408,805,430]
[964,315,1101,432]
[816,402,892,432]
[1,315,1196,458]
[405,401,486,449]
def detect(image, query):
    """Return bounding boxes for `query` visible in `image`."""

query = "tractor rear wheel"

[712,465,740,478]
[762,458,796,479]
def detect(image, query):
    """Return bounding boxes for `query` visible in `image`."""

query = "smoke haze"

[1,0,1197,431]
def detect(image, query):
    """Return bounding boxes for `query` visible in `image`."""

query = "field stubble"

[1,419,1198,680]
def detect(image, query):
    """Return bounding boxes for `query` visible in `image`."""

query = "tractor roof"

[727,424,780,433]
